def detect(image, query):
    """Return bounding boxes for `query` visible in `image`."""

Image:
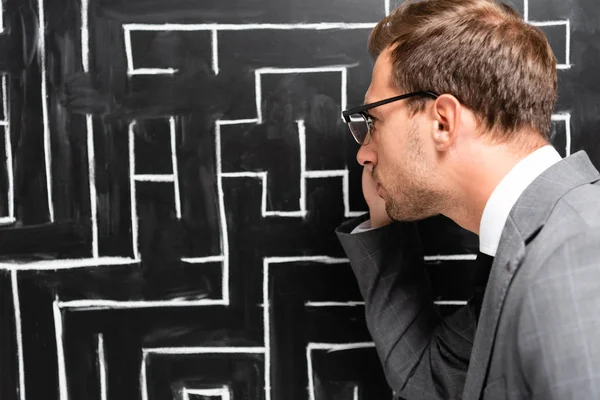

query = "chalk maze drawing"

[0,0,572,399]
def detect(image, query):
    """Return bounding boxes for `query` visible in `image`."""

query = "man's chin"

[386,201,430,222]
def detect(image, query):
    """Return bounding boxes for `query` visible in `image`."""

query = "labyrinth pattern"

[0,0,575,399]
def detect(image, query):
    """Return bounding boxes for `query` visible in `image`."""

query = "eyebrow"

[362,97,378,114]
[362,94,372,105]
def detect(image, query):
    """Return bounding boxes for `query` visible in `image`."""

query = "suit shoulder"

[555,182,600,229]
[533,227,600,282]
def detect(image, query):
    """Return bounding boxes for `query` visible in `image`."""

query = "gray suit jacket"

[336,151,600,399]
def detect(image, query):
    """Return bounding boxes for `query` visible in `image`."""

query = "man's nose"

[356,141,377,167]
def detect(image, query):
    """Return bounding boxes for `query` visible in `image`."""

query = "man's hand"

[362,166,393,228]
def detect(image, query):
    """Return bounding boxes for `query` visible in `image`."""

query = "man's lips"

[372,169,384,197]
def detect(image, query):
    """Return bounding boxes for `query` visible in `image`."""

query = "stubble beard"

[384,183,439,222]
[377,122,444,222]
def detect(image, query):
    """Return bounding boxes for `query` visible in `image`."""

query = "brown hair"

[368,0,557,141]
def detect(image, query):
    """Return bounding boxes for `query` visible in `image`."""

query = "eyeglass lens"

[348,114,370,144]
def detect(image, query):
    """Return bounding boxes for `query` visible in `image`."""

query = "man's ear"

[430,94,462,151]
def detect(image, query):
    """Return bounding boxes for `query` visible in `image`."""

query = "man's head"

[355,0,558,225]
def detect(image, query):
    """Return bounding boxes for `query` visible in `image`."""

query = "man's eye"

[367,118,376,133]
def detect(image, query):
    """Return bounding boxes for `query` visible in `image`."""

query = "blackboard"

[0,0,598,399]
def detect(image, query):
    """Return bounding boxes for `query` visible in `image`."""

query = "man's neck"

[441,139,548,234]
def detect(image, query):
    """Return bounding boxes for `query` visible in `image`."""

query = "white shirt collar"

[479,145,562,256]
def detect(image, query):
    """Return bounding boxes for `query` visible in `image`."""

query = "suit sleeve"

[518,231,600,400]
[336,216,478,399]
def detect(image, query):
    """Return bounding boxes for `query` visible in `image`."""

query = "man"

[336,0,600,399]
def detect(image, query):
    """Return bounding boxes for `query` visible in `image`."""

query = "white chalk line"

[58,298,227,310]
[214,123,231,304]
[124,23,376,32]
[0,216,15,225]
[565,20,571,67]
[298,120,307,214]
[435,300,468,306]
[552,113,572,156]
[256,66,355,75]
[220,171,265,178]
[129,122,140,260]
[341,68,348,115]
[212,29,219,75]
[308,342,375,352]
[128,68,178,76]
[304,170,346,178]
[0,257,138,271]
[181,255,225,263]
[140,352,149,400]
[86,114,99,258]
[218,118,258,126]
[134,174,175,182]
[306,300,468,307]
[424,254,478,262]
[54,299,68,400]
[81,0,90,72]
[170,117,182,219]
[2,76,14,220]
[265,256,347,265]
[123,28,135,75]
[255,72,262,124]
[39,0,54,222]
[551,113,570,121]
[305,301,364,307]
[97,334,108,400]
[530,20,568,27]
[144,346,266,355]
[11,271,26,400]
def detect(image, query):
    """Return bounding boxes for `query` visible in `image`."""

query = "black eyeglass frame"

[342,90,440,144]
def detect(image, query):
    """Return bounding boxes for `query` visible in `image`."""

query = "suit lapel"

[463,218,525,400]
[463,151,600,399]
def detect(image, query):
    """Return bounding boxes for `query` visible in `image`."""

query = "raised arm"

[335,168,478,399]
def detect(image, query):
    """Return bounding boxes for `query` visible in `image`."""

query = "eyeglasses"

[342,91,439,145]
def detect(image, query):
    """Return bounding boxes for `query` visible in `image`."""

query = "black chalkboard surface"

[0,0,598,399]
